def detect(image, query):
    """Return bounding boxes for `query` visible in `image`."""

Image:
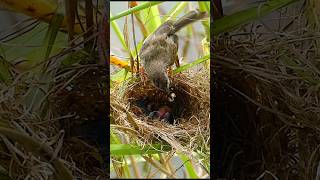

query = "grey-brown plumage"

[139,9,207,93]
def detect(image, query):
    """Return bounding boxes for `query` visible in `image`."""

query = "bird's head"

[149,70,170,93]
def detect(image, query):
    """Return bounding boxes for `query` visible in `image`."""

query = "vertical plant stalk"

[117,2,149,40]
[130,8,139,74]
[182,28,191,59]
[129,155,140,178]
[213,0,223,19]
[304,0,320,56]
[133,12,149,39]
[98,2,110,66]
[65,0,76,45]
[124,14,134,73]
[85,0,94,52]
[98,5,108,66]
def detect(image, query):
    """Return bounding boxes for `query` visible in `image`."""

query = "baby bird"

[139,9,207,93]
[148,105,172,121]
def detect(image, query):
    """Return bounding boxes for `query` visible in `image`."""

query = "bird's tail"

[171,9,208,34]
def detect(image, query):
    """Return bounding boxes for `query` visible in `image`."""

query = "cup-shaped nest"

[110,70,210,154]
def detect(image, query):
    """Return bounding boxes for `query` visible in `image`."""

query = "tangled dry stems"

[214,13,320,178]
[0,66,105,179]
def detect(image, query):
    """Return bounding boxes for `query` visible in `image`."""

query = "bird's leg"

[168,66,173,78]
[174,54,180,68]
[139,67,147,85]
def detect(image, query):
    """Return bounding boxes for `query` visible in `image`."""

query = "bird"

[148,105,173,122]
[139,9,207,93]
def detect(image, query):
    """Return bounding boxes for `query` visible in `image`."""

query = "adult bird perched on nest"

[139,9,207,95]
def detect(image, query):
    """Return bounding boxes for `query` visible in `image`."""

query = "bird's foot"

[167,67,174,78]
[174,55,180,68]
[139,67,147,86]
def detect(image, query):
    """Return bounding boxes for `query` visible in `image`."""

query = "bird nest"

[214,25,320,178]
[0,65,108,179]
[110,68,210,156]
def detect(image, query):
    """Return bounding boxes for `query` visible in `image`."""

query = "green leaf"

[198,1,210,40]
[140,4,161,34]
[178,153,199,178]
[162,2,188,23]
[110,12,128,51]
[0,57,12,84]
[0,23,67,67]
[61,50,88,66]
[213,0,298,35]
[110,129,122,144]
[111,144,171,156]
[0,165,11,180]
[24,11,64,115]
[110,2,163,21]
[111,68,132,83]
[174,54,210,73]
[42,12,64,59]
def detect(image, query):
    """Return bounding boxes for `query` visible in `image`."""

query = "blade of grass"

[110,129,122,144]
[42,12,64,60]
[110,1,163,21]
[0,57,12,84]
[213,0,298,35]
[162,2,188,23]
[1,22,67,71]
[174,54,210,73]
[24,11,64,115]
[198,1,210,40]
[110,12,128,51]
[178,153,199,178]
[140,4,161,34]
[111,144,171,156]
[0,165,11,180]
[123,158,132,178]
[131,3,149,38]
[64,0,76,43]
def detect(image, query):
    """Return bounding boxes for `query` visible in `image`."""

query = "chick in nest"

[148,105,174,123]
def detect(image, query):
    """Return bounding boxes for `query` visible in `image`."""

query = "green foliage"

[110,2,163,21]
[139,4,162,34]
[42,11,64,60]
[198,1,210,40]
[61,50,89,66]
[111,144,172,156]
[213,0,299,35]
[110,12,128,52]
[0,57,11,84]
[174,54,210,74]
[24,11,64,115]
[178,153,199,178]
[0,23,67,68]
[0,165,11,180]
[162,2,188,22]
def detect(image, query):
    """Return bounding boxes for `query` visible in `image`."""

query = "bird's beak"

[168,92,176,102]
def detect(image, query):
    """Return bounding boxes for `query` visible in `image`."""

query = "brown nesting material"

[214,26,320,178]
